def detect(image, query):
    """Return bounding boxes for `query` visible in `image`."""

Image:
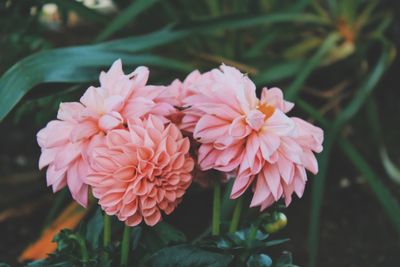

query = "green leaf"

[130,226,142,250]
[307,47,391,267]
[28,261,73,267]
[365,98,400,184]
[247,254,273,267]
[254,61,303,86]
[274,251,298,267]
[0,51,191,122]
[339,138,400,235]
[148,245,233,267]
[285,33,340,101]
[153,221,187,244]
[85,208,104,248]
[264,238,290,247]
[95,0,161,42]
[0,11,326,122]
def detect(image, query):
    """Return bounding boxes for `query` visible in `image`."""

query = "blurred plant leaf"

[247,254,272,267]
[273,251,298,267]
[85,208,104,249]
[153,221,187,244]
[255,61,303,86]
[148,244,233,267]
[365,98,400,185]
[339,138,400,235]
[307,46,391,267]
[130,226,142,250]
[380,148,400,185]
[95,0,161,42]
[0,51,191,122]
[286,33,340,101]
[0,11,327,121]
[283,37,322,59]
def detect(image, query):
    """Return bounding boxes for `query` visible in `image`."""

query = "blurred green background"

[0,0,400,266]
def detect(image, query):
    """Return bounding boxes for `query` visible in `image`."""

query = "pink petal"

[193,115,230,143]
[98,112,123,131]
[263,164,282,201]
[264,109,295,136]
[250,171,271,207]
[54,142,82,170]
[231,173,254,199]
[70,120,98,143]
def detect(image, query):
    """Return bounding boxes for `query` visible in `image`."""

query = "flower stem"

[229,197,243,233]
[103,214,111,246]
[120,224,131,267]
[212,180,221,236]
[103,214,111,262]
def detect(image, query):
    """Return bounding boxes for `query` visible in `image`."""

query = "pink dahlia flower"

[249,118,323,210]
[183,64,323,210]
[154,70,204,130]
[86,115,194,226]
[37,59,173,207]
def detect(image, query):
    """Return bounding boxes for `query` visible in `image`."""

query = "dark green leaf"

[0,11,326,121]
[148,245,233,267]
[247,254,273,267]
[85,208,104,248]
[274,251,298,267]
[286,33,340,101]
[0,51,191,121]
[255,61,304,86]
[95,0,161,42]
[153,221,187,244]
[307,47,391,267]
[130,226,142,251]
[264,238,290,247]
[28,261,73,267]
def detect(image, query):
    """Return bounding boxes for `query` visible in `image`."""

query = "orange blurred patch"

[18,202,87,262]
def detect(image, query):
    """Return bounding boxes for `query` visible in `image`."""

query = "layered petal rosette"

[37,59,173,207]
[249,118,324,210]
[182,64,323,210]
[86,115,194,226]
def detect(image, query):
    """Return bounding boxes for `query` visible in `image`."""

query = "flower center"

[245,104,276,131]
[257,104,275,120]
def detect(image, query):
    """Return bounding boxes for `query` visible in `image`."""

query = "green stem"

[229,197,243,233]
[212,180,221,236]
[102,213,111,263]
[103,214,111,247]
[120,224,131,267]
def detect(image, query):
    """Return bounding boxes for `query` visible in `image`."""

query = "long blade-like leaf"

[285,33,340,101]
[0,12,327,121]
[307,47,390,267]
[0,52,191,121]
[95,0,161,42]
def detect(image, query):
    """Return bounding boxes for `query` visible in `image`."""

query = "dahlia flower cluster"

[37,59,323,227]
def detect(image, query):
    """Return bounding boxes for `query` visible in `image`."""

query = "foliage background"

[0,0,400,266]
